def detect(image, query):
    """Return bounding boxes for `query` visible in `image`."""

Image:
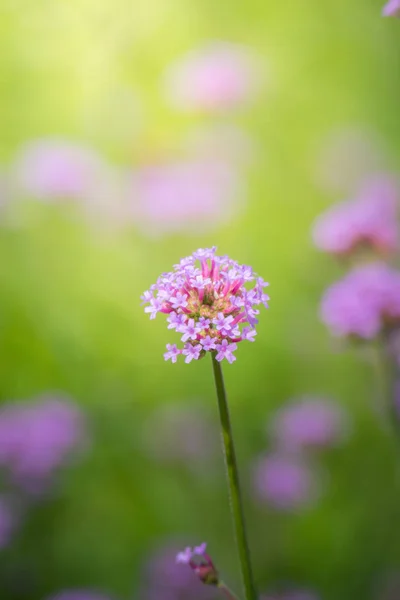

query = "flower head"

[142,247,268,363]
[253,453,321,511]
[312,175,399,256]
[176,543,219,586]
[162,42,261,112]
[320,262,400,339]
[271,397,349,451]
[0,396,86,494]
[382,0,400,16]
[140,542,216,600]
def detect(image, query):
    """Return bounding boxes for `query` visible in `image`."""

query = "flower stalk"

[211,352,257,600]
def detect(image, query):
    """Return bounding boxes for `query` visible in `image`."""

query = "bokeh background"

[1,0,400,599]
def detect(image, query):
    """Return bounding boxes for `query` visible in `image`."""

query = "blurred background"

[0,0,400,599]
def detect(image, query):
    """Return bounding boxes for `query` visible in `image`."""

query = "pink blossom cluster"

[320,262,400,339]
[142,247,269,363]
[312,175,399,256]
[382,0,400,16]
[0,396,86,494]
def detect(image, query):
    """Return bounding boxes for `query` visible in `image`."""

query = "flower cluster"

[382,0,400,17]
[176,543,219,586]
[312,175,399,256]
[320,262,400,339]
[142,247,269,363]
[140,542,216,600]
[271,397,348,451]
[0,396,86,495]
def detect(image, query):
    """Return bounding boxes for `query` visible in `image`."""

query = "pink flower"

[13,138,106,201]
[312,174,399,256]
[320,263,400,339]
[142,247,269,363]
[271,397,349,451]
[253,453,320,511]
[176,543,219,586]
[126,158,241,236]
[163,42,261,112]
[382,0,400,16]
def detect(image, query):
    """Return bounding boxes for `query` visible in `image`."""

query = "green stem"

[211,353,257,600]
[218,581,242,600]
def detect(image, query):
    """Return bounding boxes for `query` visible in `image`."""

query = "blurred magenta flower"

[312,175,399,256]
[382,0,400,16]
[142,246,269,363]
[140,542,216,600]
[0,496,15,549]
[320,263,400,339]
[13,138,106,201]
[163,41,261,112]
[126,158,242,236]
[271,397,349,451]
[45,592,114,600]
[177,543,219,586]
[141,403,217,465]
[253,453,320,511]
[0,396,86,494]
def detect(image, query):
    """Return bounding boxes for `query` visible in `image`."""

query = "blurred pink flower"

[0,395,87,494]
[163,42,262,112]
[140,542,216,600]
[126,158,242,235]
[382,0,400,16]
[271,397,348,451]
[312,174,399,256]
[320,263,400,339]
[253,453,321,511]
[13,138,107,201]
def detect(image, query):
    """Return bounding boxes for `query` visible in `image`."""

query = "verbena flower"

[13,138,106,201]
[142,247,269,363]
[382,0,400,16]
[176,543,219,586]
[253,453,320,511]
[140,542,216,600]
[320,263,400,339]
[271,397,349,451]
[0,396,86,494]
[312,175,399,256]
[162,42,261,112]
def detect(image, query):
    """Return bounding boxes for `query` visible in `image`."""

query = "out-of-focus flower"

[141,403,216,465]
[142,246,269,363]
[163,41,262,112]
[13,138,107,201]
[320,263,400,339]
[312,175,399,256]
[314,127,386,194]
[45,591,114,600]
[0,496,15,549]
[126,158,242,236]
[382,0,400,16]
[0,396,86,494]
[176,543,219,586]
[140,542,217,600]
[253,453,320,511]
[271,397,349,451]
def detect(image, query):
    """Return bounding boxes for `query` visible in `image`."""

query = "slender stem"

[218,581,242,600]
[211,353,257,600]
